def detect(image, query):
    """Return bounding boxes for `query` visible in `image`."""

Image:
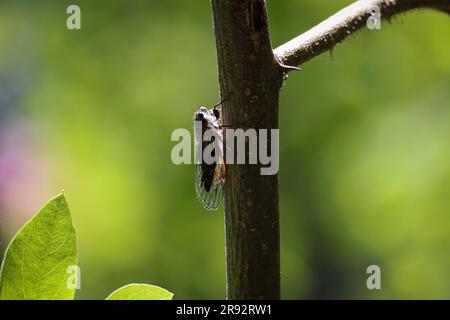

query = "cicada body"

[194,105,226,211]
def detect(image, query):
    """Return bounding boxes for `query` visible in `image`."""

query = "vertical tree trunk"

[211,0,283,299]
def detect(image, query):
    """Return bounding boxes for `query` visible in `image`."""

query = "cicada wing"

[195,163,224,211]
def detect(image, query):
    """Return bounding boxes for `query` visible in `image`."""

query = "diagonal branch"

[274,0,450,69]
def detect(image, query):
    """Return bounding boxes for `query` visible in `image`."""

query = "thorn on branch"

[277,60,302,72]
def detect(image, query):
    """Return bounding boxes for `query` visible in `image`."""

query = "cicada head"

[193,106,209,121]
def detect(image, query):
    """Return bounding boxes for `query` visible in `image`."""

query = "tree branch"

[211,0,282,300]
[274,0,450,68]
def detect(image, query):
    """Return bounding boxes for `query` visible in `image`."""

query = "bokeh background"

[0,0,449,299]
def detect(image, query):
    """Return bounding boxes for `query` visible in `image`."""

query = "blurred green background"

[0,0,449,299]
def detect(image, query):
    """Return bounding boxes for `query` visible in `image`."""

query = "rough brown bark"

[211,0,283,300]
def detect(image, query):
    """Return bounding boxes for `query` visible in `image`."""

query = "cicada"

[194,100,227,211]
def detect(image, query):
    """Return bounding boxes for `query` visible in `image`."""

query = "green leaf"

[0,193,78,300]
[106,284,174,300]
